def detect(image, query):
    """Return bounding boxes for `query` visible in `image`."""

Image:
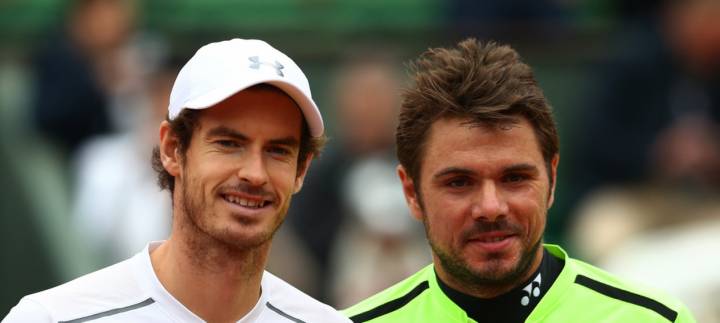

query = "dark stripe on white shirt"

[266,301,306,323]
[59,298,155,323]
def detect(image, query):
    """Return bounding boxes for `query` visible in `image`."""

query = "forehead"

[420,117,545,176]
[197,86,303,138]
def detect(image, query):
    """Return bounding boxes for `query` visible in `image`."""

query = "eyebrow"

[206,126,248,141]
[503,163,539,174]
[206,126,300,147]
[433,167,476,180]
[432,163,539,180]
[268,136,300,148]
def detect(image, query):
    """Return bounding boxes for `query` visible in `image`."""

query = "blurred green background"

[0,0,613,314]
[4,0,717,319]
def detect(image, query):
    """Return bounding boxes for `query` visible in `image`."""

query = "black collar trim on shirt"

[349,281,429,323]
[574,275,678,322]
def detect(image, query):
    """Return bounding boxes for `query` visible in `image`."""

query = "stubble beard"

[425,215,544,292]
[180,173,289,255]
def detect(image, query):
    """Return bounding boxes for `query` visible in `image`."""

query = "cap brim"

[183,77,324,137]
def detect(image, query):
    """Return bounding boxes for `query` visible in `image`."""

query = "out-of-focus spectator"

[573,0,720,191]
[329,58,429,307]
[572,0,720,254]
[71,65,175,264]
[281,56,428,306]
[329,151,429,308]
[31,0,139,156]
[25,0,167,270]
[0,62,61,317]
[570,0,720,320]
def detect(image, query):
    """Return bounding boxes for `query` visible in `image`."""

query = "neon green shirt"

[343,245,695,322]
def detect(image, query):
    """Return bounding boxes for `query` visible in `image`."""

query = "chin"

[230,220,283,246]
[215,231,272,250]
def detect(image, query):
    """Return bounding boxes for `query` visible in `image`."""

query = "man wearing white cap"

[4,39,350,323]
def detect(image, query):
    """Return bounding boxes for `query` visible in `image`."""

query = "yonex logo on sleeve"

[248,56,284,77]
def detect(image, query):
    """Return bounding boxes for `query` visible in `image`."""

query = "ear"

[397,165,424,222]
[547,154,560,208]
[159,121,182,177]
[293,154,313,194]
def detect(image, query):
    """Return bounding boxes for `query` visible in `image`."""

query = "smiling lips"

[471,232,514,242]
[467,232,517,252]
[477,235,511,243]
[222,193,272,209]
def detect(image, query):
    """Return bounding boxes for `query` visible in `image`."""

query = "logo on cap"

[248,56,284,77]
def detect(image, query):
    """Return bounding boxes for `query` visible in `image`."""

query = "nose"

[471,180,508,221]
[237,150,269,187]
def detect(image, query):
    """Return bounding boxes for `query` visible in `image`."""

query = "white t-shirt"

[3,242,351,323]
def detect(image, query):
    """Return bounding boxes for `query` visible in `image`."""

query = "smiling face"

[159,86,309,250]
[398,117,558,296]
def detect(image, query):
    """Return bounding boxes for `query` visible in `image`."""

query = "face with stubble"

[161,86,309,251]
[398,117,558,296]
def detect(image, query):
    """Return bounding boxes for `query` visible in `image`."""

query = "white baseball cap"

[168,38,324,137]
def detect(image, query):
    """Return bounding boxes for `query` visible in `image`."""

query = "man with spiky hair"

[343,38,694,323]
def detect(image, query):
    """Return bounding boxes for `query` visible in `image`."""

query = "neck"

[151,232,269,322]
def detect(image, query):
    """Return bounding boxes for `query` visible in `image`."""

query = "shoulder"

[262,271,351,323]
[3,298,53,322]
[546,245,694,322]
[4,258,148,322]
[342,265,435,323]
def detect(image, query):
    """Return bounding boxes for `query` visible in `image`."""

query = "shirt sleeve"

[2,298,53,323]
[673,304,698,323]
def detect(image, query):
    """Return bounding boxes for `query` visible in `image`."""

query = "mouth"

[221,194,272,209]
[475,235,512,243]
[467,232,517,252]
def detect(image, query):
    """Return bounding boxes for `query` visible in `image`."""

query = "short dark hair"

[397,38,559,184]
[151,84,326,194]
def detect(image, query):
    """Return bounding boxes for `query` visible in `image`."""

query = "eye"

[267,146,291,156]
[446,177,471,188]
[216,140,239,148]
[503,173,528,183]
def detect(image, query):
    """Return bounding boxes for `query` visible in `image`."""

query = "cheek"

[508,191,547,237]
[423,193,468,241]
[189,156,234,190]
[267,162,299,192]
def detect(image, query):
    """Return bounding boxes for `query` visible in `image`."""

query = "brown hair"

[397,38,559,184]
[151,84,326,195]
